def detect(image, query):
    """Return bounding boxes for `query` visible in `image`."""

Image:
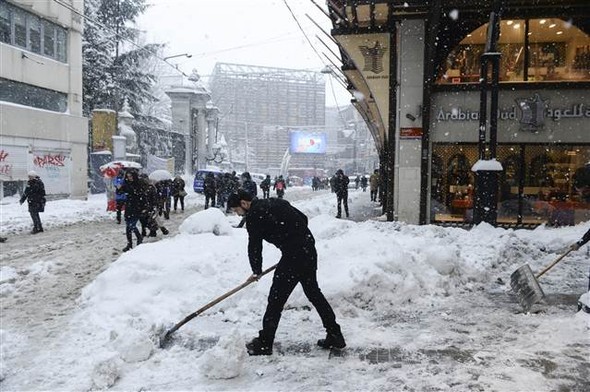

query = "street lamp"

[163,53,192,61]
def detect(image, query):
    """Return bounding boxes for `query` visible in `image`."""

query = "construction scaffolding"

[208,62,326,174]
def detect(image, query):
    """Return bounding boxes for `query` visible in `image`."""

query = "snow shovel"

[510,248,573,312]
[159,263,278,348]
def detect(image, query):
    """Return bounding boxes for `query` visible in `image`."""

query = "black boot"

[246,337,273,356]
[161,227,169,235]
[122,243,132,252]
[136,230,143,245]
[317,327,346,349]
[149,230,157,237]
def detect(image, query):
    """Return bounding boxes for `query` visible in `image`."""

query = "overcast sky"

[138,0,351,107]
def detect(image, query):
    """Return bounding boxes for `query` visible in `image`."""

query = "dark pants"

[336,193,349,217]
[262,189,270,199]
[159,197,171,219]
[370,189,378,201]
[116,200,125,223]
[205,192,216,209]
[30,210,42,231]
[259,259,340,345]
[125,216,141,244]
[173,195,185,211]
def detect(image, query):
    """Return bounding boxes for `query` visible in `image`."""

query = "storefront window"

[438,18,590,84]
[431,144,590,226]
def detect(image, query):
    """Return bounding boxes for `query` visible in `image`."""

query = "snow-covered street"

[1,187,589,391]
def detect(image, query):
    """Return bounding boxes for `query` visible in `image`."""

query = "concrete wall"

[0,0,88,198]
[396,19,425,224]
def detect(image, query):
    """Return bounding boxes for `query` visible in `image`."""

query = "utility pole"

[473,7,503,226]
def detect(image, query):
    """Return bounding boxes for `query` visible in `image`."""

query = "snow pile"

[178,207,233,236]
[199,329,247,379]
[1,187,588,391]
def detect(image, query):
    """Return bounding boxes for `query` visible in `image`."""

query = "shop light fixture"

[507,20,513,25]
[513,23,521,29]
[540,19,547,24]
[549,23,556,28]
[556,31,563,35]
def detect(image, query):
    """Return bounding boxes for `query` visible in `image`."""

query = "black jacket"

[20,177,46,212]
[120,174,145,218]
[245,198,316,274]
[578,228,590,247]
[172,177,185,196]
[333,174,349,196]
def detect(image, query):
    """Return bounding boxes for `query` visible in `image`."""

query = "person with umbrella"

[118,169,144,252]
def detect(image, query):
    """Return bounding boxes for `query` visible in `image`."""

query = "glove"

[247,274,260,283]
[570,242,580,251]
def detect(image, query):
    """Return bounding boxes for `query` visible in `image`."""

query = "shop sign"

[335,33,390,131]
[400,127,423,139]
[435,93,590,132]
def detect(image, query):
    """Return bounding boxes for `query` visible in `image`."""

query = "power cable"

[283,0,350,118]
[52,0,188,76]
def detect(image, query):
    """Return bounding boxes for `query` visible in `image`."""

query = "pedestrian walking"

[140,175,169,237]
[19,171,46,234]
[172,175,186,212]
[369,169,380,202]
[227,190,345,356]
[260,175,271,199]
[203,172,217,209]
[240,172,258,197]
[114,171,127,224]
[360,175,368,192]
[333,169,349,218]
[273,175,286,199]
[118,170,143,252]
[156,179,172,219]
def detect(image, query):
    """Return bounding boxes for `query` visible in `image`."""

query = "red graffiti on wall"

[0,164,12,175]
[0,150,9,162]
[33,154,66,168]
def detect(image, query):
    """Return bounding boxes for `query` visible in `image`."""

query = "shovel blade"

[510,264,545,312]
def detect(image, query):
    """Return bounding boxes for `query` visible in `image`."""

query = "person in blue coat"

[114,172,127,224]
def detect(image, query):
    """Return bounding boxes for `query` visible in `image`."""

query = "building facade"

[0,0,88,199]
[208,62,326,174]
[327,0,590,226]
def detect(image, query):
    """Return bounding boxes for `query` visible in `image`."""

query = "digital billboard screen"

[289,131,327,154]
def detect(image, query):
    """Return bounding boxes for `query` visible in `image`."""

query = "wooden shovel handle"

[164,263,278,339]
[535,249,572,279]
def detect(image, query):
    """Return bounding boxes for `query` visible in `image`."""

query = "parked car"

[193,169,223,193]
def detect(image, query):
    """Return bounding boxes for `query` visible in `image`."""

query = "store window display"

[438,18,590,84]
[431,144,590,226]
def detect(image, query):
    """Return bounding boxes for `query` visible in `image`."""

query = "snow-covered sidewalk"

[1,188,589,391]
